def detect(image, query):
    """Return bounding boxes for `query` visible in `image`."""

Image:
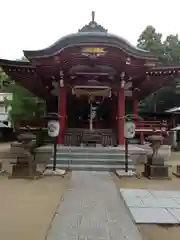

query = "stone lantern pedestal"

[143,134,171,179]
[9,133,42,179]
[173,165,180,178]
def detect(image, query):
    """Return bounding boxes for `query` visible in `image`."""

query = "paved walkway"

[46,171,142,240]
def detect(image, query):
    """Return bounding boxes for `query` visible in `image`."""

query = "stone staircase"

[47,146,135,171]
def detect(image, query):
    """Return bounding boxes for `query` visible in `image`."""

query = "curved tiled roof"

[24,32,155,60]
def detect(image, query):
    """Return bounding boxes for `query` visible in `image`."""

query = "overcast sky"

[0,0,179,60]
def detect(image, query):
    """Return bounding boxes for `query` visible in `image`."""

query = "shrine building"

[0,12,179,146]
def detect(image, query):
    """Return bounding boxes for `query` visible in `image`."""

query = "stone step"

[49,146,136,172]
[55,146,129,153]
[55,152,126,159]
[49,158,133,165]
[46,164,135,171]
[52,153,131,160]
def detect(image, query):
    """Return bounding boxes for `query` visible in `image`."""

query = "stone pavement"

[46,171,143,240]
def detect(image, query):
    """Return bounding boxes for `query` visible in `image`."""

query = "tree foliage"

[0,67,45,124]
[137,26,166,62]
[6,84,45,123]
[137,25,180,112]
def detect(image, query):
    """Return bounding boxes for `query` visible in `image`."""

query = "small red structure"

[0,12,179,145]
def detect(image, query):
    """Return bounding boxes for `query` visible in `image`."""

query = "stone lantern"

[143,132,171,179]
[10,133,41,179]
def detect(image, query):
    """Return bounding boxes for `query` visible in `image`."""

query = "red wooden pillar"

[112,96,116,128]
[118,85,125,145]
[58,86,66,145]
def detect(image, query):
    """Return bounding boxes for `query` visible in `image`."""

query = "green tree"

[163,34,180,64]
[5,83,45,123]
[139,87,180,112]
[137,25,166,62]
[0,68,12,89]
[0,66,45,124]
[137,26,180,111]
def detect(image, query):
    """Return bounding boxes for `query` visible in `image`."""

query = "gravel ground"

[0,174,70,240]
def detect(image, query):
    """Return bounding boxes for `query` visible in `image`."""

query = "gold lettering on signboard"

[82,47,105,53]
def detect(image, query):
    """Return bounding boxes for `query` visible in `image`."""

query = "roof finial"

[78,11,107,32]
[91,11,95,22]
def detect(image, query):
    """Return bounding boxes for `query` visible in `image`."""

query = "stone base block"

[172,165,180,178]
[43,169,67,176]
[143,163,171,180]
[9,163,42,179]
[115,170,134,177]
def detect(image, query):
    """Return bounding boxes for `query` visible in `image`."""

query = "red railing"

[135,120,168,132]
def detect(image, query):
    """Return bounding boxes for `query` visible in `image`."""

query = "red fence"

[135,120,168,133]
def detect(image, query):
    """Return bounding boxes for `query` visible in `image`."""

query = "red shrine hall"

[0,12,179,146]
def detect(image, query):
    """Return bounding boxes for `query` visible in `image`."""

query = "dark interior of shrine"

[67,93,115,129]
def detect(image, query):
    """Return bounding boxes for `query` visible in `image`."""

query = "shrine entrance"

[67,87,115,130]
[63,86,118,146]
